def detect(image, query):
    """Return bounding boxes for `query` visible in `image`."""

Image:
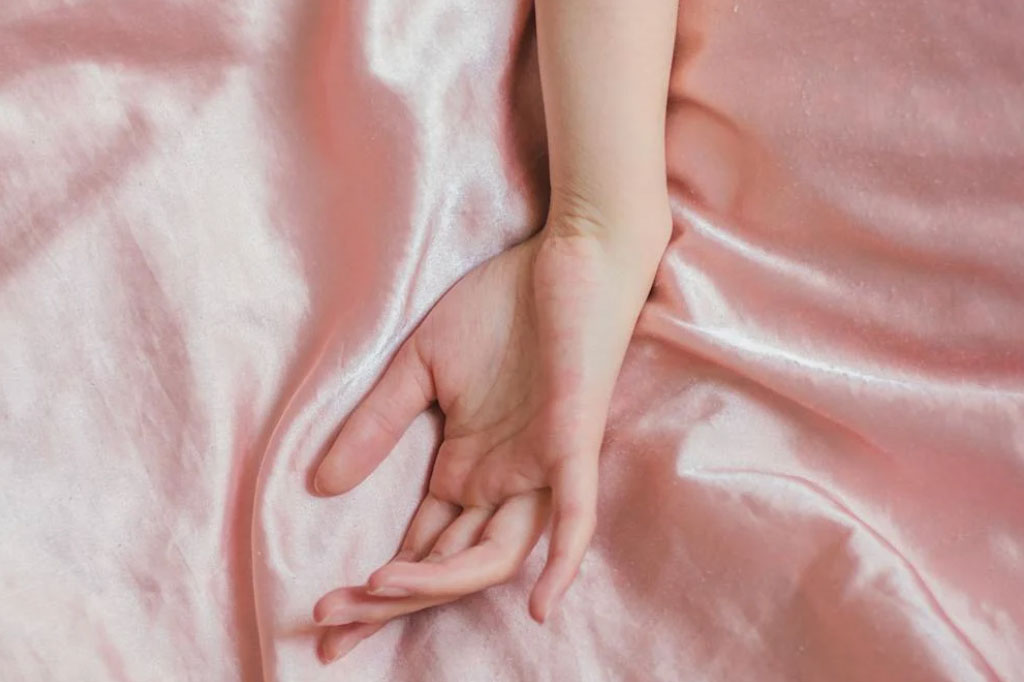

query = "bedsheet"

[2,1,1023,680]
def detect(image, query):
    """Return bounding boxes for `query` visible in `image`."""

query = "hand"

[312,208,669,663]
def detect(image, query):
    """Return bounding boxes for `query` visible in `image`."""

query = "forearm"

[535,0,678,257]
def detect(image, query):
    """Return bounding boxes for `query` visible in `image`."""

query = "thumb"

[314,337,434,496]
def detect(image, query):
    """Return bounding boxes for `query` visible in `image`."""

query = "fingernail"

[314,601,347,625]
[335,633,364,660]
[539,594,565,623]
[318,638,339,664]
[366,585,411,598]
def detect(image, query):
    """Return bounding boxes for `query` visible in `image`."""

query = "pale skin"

[312,0,679,663]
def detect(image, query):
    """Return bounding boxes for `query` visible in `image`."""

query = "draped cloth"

[2,1,1022,680]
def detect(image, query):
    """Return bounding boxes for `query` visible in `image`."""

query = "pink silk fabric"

[2,1,1023,680]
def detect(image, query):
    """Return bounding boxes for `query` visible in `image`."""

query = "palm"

[421,234,609,508]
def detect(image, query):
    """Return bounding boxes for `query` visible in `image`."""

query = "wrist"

[544,184,672,268]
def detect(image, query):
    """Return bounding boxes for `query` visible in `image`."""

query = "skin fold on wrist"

[543,185,672,269]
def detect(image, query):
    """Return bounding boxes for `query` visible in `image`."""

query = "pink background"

[2,1,1022,680]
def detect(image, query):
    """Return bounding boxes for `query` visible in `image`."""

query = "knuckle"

[359,400,401,437]
[496,559,519,584]
[560,501,597,530]
[428,475,459,504]
[485,542,521,583]
[394,547,417,562]
[404,339,434,403]
[548,546,572,564]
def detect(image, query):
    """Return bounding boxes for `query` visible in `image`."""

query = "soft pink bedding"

[2,1,1023,680]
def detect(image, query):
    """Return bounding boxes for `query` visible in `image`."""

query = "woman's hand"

[312,207,669,662]
[312,0,678,662]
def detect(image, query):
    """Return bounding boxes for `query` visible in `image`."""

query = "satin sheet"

[2,1,1022,680]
